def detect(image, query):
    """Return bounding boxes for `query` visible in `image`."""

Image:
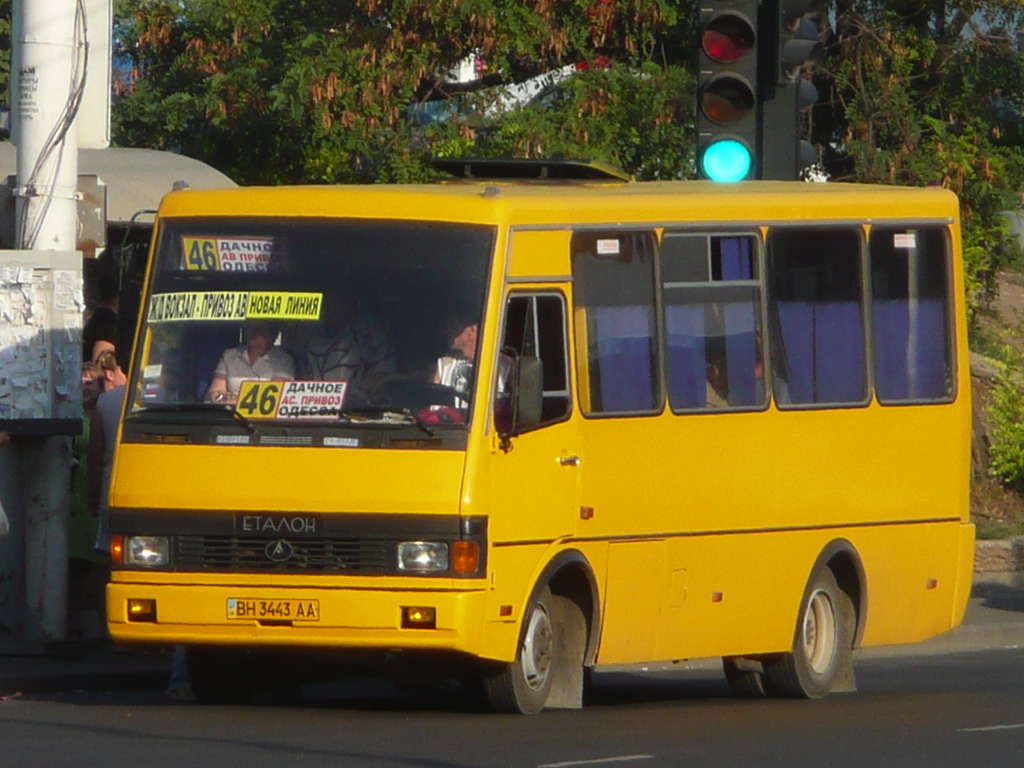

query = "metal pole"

[14,0,83,251]
[10,0,88,642]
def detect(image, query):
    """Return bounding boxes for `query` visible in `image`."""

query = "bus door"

[487,290,579,548]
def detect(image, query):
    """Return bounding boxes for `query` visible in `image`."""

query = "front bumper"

[107,579,489,655]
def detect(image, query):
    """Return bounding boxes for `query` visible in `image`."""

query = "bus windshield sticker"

[324,436,360,448]
[596,238,621,256]
[147,291,323,323]
[236,380,348,420]
[215,434,251,445]
[182,236,276,272]
[893,233,917,249]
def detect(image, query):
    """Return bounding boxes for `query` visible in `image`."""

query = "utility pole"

[4,0,88,643]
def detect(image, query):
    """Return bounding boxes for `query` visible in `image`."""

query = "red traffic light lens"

[700,76,755,124]
[702,15,756,63]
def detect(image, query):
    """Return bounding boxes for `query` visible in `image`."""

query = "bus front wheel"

[483,586,557,714]
[764,567,854,699]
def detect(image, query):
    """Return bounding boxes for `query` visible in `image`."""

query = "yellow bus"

[107,161,973,713]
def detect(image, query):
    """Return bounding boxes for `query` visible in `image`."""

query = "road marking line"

[538,756,655,768]
[959,723,1024,733]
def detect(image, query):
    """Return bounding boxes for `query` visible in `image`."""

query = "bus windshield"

[128,218,494,428]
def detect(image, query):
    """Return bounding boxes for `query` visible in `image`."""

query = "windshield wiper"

[132,402,260,436]
[336,407,437,437]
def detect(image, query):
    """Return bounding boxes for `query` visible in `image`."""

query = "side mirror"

[512,355,543,433]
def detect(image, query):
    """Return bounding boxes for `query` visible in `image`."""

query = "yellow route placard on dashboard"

[236,380,348,420]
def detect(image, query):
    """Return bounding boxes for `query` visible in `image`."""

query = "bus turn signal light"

[109,534,124,565]
[451,541,479,574]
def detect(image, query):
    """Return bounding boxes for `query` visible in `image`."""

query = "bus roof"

[155,179,960,228]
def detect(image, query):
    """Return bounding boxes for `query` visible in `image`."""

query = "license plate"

[226,598,320,621]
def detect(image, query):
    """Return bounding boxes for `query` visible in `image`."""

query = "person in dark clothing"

[83,257,119,363]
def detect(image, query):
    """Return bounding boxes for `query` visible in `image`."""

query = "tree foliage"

[989,325,1024,492]
[1,1,1022,312]
[824,1,1024,316]
[0,0,10,108]
[112,0,689,183]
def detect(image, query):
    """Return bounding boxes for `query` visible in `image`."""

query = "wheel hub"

[521,604,553,690]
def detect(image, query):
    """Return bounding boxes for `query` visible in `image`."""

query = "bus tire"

[187,646,255,704]
[483,586,556,714]
[722,657,770,698]
[764,567,853,699]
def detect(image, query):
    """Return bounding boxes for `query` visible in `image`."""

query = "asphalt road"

[1,587,1021,767]
[1,646,1023,768]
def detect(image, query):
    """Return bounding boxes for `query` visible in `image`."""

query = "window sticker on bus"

[324,436,360,447]
[141,363,164,401]
[596,238,621,256]
[893,233,917,249]
[236,380,348,420]
[215,434,251,445]
[182,236,275,272]
[146,291,323,323]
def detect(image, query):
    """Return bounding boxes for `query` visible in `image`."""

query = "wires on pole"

[17,0,89,250]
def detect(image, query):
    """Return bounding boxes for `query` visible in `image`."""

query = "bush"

[989,328,1024,491]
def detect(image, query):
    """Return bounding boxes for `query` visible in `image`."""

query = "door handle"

[558,455,580,467]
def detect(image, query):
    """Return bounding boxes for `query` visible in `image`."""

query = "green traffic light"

[701,139,752,182]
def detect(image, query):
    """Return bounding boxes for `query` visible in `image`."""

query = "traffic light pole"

[760,81,799,180]
[758,0,824,180]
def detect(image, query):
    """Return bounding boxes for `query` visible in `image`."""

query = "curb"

[0,667,169,697]
[973,537,1024,588]
[0,647,170,697]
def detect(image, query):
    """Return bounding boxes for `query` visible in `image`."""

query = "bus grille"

[176,535,389,574]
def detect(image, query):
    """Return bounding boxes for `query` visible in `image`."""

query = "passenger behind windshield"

[205,321,295,404]
[298,293,396,403]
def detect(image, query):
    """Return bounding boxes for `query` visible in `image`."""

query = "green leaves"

[827,1,1024,319]
[474,63,694,179]
[109,0,695,183]
[989,327,1024,492]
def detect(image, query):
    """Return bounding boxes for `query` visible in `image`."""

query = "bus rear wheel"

[764,567,853,699]
[483,586,557,714]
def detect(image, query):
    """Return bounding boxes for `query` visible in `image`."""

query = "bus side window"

[869,226,954,402]
[661,233,766,411]
[498,293,571,431]
[570,231,661,415]
[767,227,867,407]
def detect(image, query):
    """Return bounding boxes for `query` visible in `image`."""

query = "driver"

[206,321,295,404]
[434,311,512,412]
[434,312,478,410]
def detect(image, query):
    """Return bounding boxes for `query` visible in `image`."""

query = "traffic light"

[759,0,825,180]
[696,2,760,182]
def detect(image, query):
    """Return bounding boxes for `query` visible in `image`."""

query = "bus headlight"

[125,536,170,567]
[397,541,449,572]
